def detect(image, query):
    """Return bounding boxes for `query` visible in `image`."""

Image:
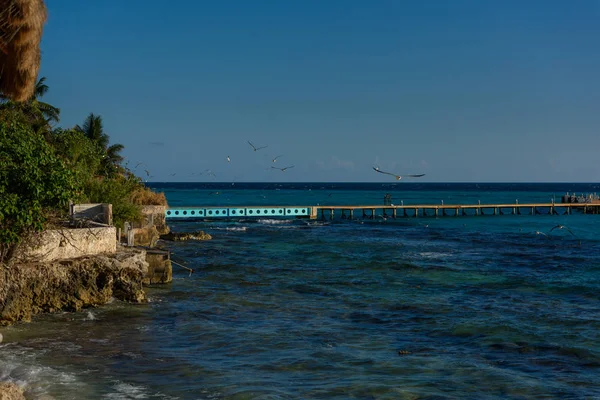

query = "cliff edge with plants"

[0,78,168,327]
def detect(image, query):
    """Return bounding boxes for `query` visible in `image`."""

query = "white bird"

[227,156,231,162]
[372,166,425,180]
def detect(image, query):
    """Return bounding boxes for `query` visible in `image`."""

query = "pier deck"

[165,202,599,220]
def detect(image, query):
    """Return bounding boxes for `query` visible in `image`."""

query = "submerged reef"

[160,230,212,241]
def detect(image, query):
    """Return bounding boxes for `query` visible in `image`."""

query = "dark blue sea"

[2,182,600,399]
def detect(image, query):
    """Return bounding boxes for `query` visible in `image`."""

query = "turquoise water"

[1,183,600,399]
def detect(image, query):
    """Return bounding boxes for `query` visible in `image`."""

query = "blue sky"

[40,1,600,182]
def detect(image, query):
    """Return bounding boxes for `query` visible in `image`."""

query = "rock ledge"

[0,249,148,326]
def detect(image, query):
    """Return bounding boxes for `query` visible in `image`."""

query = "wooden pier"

[314,202,597,220]
[165,202,600,220]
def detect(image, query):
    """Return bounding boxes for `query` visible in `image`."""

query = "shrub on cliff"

[82,174,143,229]
[0,118,78,263]
[52,123,146,229]
[131,186,168,206]
[52,127,102,182]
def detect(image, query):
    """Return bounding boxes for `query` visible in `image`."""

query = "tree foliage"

[66,113,140,228]
[0,77,60,138]
[82,174,143,229]
[52,128,102,182]
[75,113,125,177]
[0,118,78,263]
[0,78,155,263]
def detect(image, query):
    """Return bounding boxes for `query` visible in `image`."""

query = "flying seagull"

[372,166,425,180]
[248,141,268,152]
[271,165,294,172]
[227,156,231,162]
[272,155,283,163]
[550,225,577,237]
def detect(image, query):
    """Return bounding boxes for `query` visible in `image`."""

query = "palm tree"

[0,76,60,136]
[76,113,125,177]
[30,77,60,124]
[106,143,125,170]
[76,113,109,149]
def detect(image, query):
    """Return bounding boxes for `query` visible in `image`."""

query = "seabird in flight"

[248,141,268,152]
[271,165,294,172]
[550,225,576,237]
[372,166,425,180]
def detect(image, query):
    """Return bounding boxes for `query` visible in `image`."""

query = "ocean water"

[1,182,600,399]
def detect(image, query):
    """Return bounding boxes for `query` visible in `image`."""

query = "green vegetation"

[75,113,125,178]
[83,175,143,230]
[0,77,162,264]
[0,77,60,139]
[0,117,77,262]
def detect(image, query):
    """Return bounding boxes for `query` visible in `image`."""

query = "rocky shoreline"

[0,248,150,398]
[0,248,148,326]
[0,227,211,397]
[0,229,212,327]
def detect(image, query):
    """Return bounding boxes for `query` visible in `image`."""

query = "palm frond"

[81,113,110,148]
[106,143,124,162]
[33,77,49,99]
[35,100,60,123]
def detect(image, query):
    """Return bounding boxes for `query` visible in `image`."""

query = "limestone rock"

[160,231,212,241]
[132,226,160,247]
[0,249,148,326]
[144,251,172,285]
[0,382,25,400]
